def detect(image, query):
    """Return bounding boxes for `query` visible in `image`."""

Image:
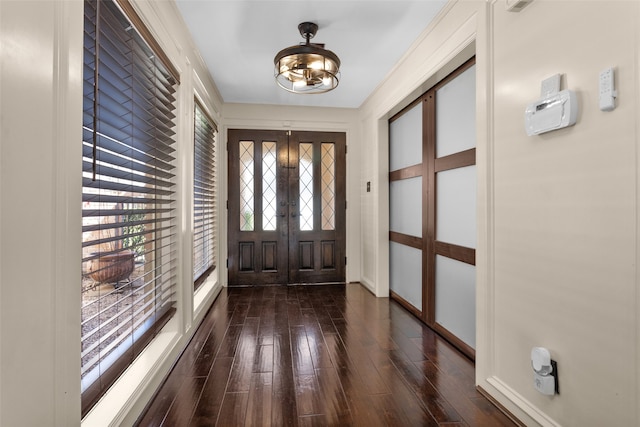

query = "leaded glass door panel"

[228,129,346,285]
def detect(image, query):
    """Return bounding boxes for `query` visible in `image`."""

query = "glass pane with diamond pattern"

[321,143,335,230]
[239,141,254,231]
[299,143,314,231]
[262,141,277,231]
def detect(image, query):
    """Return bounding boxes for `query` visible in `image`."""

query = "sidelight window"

[239,141,255,231]
[262,141,277,231]
[321,143,336,230]
[299,142,314,230]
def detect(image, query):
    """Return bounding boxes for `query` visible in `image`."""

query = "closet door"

[389,100,424,315]
[429,61,477,357]
[389,57,476,359]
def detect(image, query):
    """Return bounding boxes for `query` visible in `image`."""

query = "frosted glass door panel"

[390,177,422,237]
[436,65,476,158]
[390,102,422,170]
[390,242,422,311]
[435,255,475,348]
[436,165,476,248]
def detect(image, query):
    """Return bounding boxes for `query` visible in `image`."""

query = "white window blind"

[81,0,179,415]
[193,101,217,288]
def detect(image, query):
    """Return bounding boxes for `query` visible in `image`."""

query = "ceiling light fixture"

[274,22,340,94]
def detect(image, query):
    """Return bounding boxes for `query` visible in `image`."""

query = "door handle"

[291,212,297,217]
[278,212,286,217]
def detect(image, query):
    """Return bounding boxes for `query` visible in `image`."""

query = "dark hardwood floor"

[135,283,518,427]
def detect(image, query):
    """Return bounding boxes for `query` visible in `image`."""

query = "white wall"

[1,1,82,425]
[0,0,224,425]
[221,103,361,287]
[486,1,639,425]
[359,0,640,426]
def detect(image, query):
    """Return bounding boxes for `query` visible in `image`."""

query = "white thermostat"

[524,89,578,136]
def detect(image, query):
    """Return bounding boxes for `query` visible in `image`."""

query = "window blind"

[193,101,217,289]
[81,0,178,415]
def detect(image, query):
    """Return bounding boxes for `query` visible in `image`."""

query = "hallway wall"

[359,1,640,426]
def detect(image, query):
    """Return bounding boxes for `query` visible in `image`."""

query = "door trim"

[227,129,346,286]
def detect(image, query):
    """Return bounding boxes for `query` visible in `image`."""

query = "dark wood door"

[228,129,346,285]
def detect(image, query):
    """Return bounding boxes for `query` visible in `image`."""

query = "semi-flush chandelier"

[274,22,341,94]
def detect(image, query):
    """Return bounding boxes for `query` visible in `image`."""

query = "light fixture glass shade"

[274,23,340,94]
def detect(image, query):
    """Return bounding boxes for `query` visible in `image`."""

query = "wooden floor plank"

[387,349,463,424]
[217,391,249,426]
[294,374,324,416]
[290,325,315,376]
[244,372,273,427]
[187,356,234,426]
[160,376,206,427]
[227,317,260,392]
[135,370,185,427]
[136,284,518,427]
[314,367,352,425]
[272,333,298,427]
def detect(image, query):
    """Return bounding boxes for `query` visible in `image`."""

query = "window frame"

[81,0,180,416]
[193,98,218,290]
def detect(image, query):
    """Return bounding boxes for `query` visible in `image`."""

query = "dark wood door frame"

[227,129,346,286]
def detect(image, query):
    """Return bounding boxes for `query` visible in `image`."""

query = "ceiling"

[174,0,448,109]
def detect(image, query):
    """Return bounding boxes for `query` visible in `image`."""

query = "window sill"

[194,267,220,317]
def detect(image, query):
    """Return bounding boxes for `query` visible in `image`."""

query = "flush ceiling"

[174,0,448,108]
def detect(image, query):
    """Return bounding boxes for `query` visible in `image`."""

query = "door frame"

[226,129,347,286]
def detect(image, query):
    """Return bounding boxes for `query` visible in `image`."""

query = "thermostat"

[524,89,577,136]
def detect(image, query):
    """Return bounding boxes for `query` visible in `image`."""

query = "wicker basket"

[87,251,135,284]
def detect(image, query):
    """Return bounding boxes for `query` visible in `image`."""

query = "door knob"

[278,212,286,217]
[291,212,297,217]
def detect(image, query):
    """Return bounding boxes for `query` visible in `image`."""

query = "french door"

[228,129,346,286]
